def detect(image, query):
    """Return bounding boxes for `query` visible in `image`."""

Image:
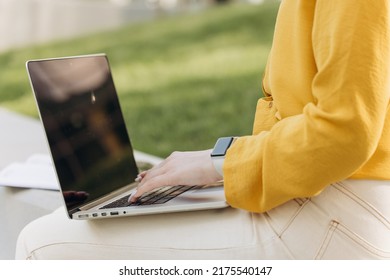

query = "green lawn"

[0,1,279,157]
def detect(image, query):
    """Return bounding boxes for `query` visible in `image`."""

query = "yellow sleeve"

[223,0,390,213]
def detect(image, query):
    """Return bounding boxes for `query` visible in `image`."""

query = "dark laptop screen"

[27,55,138,216]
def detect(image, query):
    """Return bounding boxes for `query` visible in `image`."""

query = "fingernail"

[128,189,137,202]
[135,175,142,182]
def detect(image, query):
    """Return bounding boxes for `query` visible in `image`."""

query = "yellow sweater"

[224,0,390,213]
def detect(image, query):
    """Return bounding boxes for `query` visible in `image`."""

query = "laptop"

[26,54,228,220]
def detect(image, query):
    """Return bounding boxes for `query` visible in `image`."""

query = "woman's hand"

[129,149,222,203]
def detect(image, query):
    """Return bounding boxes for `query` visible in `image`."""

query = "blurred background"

[0,0,280,157]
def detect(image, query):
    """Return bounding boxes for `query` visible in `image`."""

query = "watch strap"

[211,157,224,177]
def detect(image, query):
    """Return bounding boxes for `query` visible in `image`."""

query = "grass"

[0,1,279,157]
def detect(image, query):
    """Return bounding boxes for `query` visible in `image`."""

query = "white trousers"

[15,179,390,259]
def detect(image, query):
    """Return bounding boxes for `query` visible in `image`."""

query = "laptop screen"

[27,55,139,216]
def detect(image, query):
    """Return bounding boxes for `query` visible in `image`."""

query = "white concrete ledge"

[0,107,162,259]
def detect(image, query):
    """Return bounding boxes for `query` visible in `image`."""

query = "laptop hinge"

[69,208,81,215]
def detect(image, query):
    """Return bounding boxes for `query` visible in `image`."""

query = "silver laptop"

[26,54,228,220]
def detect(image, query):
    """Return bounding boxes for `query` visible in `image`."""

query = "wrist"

[210,137,237,178]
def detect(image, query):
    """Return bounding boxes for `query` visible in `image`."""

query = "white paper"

[0,154,59,190]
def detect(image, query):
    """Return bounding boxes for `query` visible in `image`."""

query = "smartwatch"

[210,137,237,177]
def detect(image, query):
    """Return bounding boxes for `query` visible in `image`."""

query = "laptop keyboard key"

[100,185,198,209]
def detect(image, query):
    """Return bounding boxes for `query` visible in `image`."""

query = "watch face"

[211,137,234,157]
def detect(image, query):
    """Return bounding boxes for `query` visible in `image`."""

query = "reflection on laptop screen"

[27,55,138,214]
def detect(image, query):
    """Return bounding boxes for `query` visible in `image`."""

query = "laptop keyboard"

[100,185,198,209]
